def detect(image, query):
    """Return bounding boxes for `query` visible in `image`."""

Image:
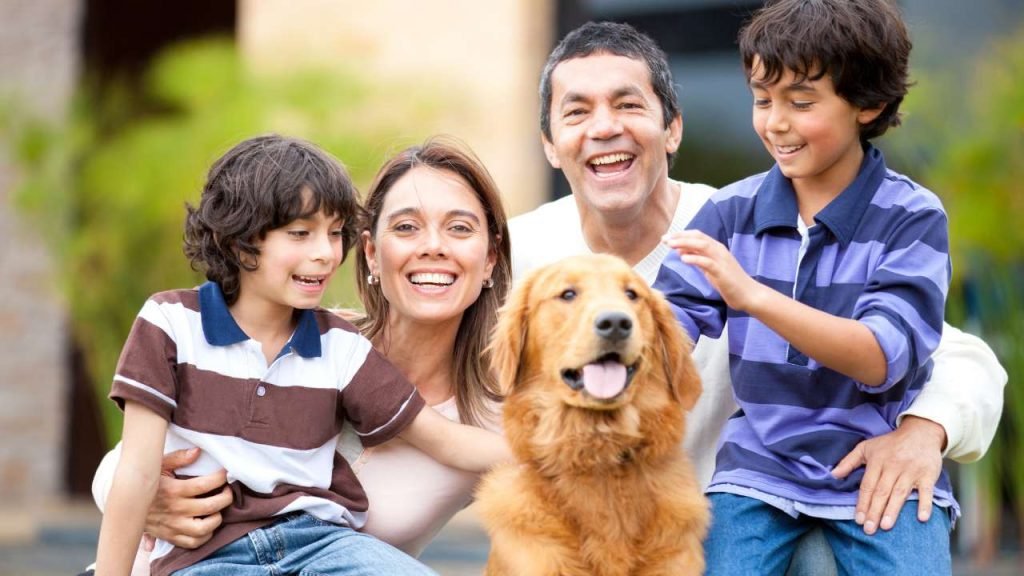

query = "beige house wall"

[0,0,81,505]
[238,0,554,217]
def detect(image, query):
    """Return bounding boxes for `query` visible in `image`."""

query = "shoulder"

[875,169,947,216]
[148,287,200,310]
[713,172,769,204]
[312,307,362,335]
[510,195,587,282]
[675,180,717,202]
[509,194,579,231]
[134,288,201,334]
[672,180,717,226]
[311,308,376,372]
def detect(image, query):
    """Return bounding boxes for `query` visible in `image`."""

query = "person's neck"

[229,296,297,364]
[793,143,866,224]
[579,178,680,266]
[373,315,459,405]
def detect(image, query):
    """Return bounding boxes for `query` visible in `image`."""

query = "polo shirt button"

[256,386,266,397]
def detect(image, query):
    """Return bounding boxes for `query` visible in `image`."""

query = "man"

[509,21,1005,574]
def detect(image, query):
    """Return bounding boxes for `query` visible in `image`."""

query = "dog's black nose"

[595,311,632,341]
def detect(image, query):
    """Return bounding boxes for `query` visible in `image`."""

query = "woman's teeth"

[410,273,455,286]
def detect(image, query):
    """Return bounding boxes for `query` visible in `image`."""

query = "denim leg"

[270,514,438,576]
[823,503,951,576]
[785,527,838,576]
[174,513,437,576]
[705,493,810,576]
[171,530,271,576]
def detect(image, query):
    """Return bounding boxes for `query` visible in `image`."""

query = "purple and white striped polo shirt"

[654,146,958,518]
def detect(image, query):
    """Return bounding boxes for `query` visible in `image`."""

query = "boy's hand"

[663,231,764,312]
[144,448,232,549]
[831,416,945,535]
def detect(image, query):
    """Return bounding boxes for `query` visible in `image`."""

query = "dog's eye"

[625,288,639,301]
[559,289,577,301]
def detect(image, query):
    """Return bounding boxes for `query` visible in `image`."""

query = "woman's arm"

[96,401,168,575]
[399,406,512,473]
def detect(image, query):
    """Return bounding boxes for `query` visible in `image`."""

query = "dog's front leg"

[633,504,707,576]
[484,526,590,576]
[478,466,591,576]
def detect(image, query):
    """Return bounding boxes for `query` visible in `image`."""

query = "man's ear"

[542,134,561,169]
[665,113,683,155]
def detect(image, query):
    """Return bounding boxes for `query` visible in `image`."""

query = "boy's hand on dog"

[832,416,945,535]
[143,448,232,549]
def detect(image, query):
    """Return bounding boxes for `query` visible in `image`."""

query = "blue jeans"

[786,527,837,576]
[705,493,951,576]
[172,513,438,576]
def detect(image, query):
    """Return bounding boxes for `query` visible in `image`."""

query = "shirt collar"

[198,281,322,358]
[753,144,887,246]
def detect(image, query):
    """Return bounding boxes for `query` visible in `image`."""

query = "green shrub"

[5,38,439,443]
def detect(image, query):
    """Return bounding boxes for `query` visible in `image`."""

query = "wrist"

[899,415,948,453]
[741,280,773,315]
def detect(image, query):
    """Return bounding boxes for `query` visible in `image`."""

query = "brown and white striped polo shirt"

[110,282,426,576]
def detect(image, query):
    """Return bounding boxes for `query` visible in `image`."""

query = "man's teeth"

[590,152,634,166]
[294,275,324,286]
[410,273,455,286]
[777,144,804,154]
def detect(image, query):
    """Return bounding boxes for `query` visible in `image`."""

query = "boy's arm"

[665,230,888,385]
[96,401,168,575]
[93,444,231,549]
[831,324,1006,535]
[399,405,512,473]
[654,202,733,343]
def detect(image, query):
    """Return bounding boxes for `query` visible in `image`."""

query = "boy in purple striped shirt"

[654,1,954,573]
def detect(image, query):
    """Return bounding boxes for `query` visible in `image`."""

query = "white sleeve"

[91,442,123,512]
[897,323,1007,462]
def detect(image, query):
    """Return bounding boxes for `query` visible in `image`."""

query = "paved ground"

[1,500,1020,575]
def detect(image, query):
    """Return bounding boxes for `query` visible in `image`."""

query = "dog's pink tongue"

[582,361,627,399]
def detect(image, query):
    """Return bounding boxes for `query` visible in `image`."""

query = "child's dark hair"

[183,134,361,304]
[738,0,912,140]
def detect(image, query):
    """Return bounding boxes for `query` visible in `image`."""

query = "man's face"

[543,53,681,218]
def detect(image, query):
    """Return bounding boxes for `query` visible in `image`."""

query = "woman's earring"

[482,278,494,289]
[367,274,379,286]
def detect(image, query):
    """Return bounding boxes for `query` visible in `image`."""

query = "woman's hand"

[144,448,233,549]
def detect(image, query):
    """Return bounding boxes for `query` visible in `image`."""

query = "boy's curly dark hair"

[739,0,912,141]
[183,135,361,305]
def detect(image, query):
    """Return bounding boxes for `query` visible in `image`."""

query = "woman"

[88,136,512,571]
[343,135,510,554]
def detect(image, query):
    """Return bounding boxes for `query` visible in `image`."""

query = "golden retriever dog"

[477,254,709,576]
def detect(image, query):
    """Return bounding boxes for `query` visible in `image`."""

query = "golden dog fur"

[477,254,709,576]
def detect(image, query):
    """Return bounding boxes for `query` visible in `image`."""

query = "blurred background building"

[1,0,1020,573]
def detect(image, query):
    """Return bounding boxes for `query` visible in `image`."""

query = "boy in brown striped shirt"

[95,135,509,576]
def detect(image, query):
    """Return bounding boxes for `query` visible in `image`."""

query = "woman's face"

[364,166,496,328]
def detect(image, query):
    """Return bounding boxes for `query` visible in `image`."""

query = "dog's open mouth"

[561,352,638,401]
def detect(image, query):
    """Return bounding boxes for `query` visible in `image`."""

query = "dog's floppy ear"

[488,269,535,395]
[650,290,702,411]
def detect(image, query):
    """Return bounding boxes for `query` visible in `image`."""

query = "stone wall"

[238,0,554,217]
[0,0,82,504]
